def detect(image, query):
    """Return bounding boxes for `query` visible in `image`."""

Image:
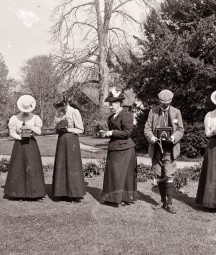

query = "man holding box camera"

[144,89,184,213]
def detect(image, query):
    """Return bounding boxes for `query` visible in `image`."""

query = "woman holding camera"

[4,95,45,201]
[196,91,216,209]
[52,97,86,202]
[102,88,137,207]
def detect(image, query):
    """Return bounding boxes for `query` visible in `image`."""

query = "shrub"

[136,162,201,190]
[137,163,156,182]
[98,156,106,171]
[174,164,201,189]
[85,119,108,137]
[131,109,149,153]
[180,122,208,158]
[0,158,10,172]
[43,164,54,174]
[83,162,101,178]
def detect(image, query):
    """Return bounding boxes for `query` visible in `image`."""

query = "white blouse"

[53,105,84,134]
[8,112,42,140]
[204,110,216,137]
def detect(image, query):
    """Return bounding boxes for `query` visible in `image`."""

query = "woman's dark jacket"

[107,109,135,151]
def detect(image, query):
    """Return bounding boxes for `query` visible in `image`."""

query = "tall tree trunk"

[95,0,110,118]
[98,49,109,117]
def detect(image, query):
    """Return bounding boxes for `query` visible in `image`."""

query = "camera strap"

[157,138,164,154]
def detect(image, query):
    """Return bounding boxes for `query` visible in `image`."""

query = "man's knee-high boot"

[158,180,166,204]
[165,181,176,214]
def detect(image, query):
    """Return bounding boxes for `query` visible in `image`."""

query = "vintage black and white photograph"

[0,0,216,254]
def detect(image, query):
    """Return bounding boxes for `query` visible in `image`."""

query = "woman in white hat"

[52,96,86,202]
[4,95,46,201]
[196,91,216,209]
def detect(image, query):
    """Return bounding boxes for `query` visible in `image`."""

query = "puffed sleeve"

[204,112,214,137]
[8,115,21,140]
[31,115,42,135]
[67,109,84,134]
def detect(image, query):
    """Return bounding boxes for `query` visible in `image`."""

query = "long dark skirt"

[4,137,45,198]
[52,133,86,198]
[102,147,137,204]
[196,136,216,208]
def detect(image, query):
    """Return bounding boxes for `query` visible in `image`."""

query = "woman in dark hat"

[4,95,46,201]
[102,87,137,207]
[196,91,216,209]
[52,96,86,202]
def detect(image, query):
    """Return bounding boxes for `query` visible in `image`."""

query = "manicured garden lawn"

[0,136,214,254]
[0,172,215,255]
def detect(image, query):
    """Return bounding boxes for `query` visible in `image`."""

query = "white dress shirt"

[8,112,42,140]
[54,105,84,134]
[204,110,216,137]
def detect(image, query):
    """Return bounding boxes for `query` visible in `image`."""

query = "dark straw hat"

[105,87,125,102]
[53,96,67,109]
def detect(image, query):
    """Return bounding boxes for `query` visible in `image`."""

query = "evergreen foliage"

[122,0,216,157]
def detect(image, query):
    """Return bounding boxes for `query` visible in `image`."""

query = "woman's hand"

[104,130,113,137]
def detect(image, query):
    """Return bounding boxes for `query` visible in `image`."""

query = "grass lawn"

[0,172,215,255]
[0,135,108,159]
[0,136,212,254]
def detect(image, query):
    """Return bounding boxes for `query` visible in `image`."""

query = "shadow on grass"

[45,184,53,200]
[86,185,102,203]
[137,190,158,206]
[45,182,90,202]
[86,185,159,207]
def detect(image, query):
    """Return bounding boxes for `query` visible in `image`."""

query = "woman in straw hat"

[196,91,216,209]
[4,95,45,201]
[52,96,86,202]
[102,87,137,207]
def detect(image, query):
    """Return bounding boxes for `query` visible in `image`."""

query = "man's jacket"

[144,105,184,159]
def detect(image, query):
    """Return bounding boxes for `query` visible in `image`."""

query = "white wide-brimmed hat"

[211,91,216,105]
[17,95,36,113]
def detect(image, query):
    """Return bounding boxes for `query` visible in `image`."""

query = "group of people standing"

[3,90,137,207]
[4,94,86,202]
[3,88,216,213]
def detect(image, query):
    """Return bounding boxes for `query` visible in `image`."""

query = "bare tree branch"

[112,0,133,13]
[113,10,140,24]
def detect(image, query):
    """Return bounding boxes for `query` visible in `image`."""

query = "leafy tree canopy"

[123,0,216,124]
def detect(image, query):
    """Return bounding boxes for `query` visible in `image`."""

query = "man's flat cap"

[158,89,173,103]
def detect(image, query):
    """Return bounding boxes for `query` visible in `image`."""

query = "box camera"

[56,119,68,129]
[156,127,172,141]
[21,125,31,138]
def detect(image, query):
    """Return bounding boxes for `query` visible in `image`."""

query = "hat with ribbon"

[211,91,216,105]
[158,89,173,104]
[105,87,125,102]
[17,95,36,113]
